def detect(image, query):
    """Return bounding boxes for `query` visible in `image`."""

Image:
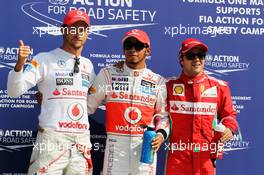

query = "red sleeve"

[218,82,237,133]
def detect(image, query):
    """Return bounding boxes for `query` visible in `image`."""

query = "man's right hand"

[113,60,124,69]
[15,40,31,72]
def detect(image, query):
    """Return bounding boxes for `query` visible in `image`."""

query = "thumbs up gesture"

[15,40,31,72]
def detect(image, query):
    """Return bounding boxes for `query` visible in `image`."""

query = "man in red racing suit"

[165,38,237,175]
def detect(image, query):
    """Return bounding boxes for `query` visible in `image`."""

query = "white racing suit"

[7,48,95,175]
[87,64,170,175]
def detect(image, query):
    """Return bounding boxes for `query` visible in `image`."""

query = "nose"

[193,55,200,61]
[77,31,85,37]
[127,46,137,53]
[129,46,137,51]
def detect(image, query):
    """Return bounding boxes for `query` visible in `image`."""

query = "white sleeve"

[154,77,170,140]
[90,66,96,83]
[7,56,43,98]
[87,68,109,115]
[86,58,96,84]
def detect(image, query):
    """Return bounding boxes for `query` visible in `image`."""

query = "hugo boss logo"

[56,78,73,85]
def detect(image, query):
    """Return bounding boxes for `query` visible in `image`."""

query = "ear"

[145,47,151,56]
[179,57,183,67]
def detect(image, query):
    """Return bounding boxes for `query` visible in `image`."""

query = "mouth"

[72,39,82,43]
[127,54,137,57]
[73,38,82,41]
[192,63,201,68]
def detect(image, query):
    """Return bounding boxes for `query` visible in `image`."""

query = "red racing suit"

[165,72,237,175]
[87,64,170,175]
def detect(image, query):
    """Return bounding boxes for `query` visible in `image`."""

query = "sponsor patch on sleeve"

[88,86,96,94]
[30,59,40,69]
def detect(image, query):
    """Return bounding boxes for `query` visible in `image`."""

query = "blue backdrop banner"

[0,0,263,174]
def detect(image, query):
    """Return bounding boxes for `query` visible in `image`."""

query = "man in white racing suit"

[7,10,95,175]
[87,29,170,175]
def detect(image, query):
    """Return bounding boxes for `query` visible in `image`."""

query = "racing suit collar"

[180,71,206,85]
[124,63,147,77]
[57,48,78,59]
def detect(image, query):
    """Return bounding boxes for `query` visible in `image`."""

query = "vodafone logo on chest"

[114,107,144,133]
[57,103,87,130]
[67,102,84,121]
[124,107,142,124]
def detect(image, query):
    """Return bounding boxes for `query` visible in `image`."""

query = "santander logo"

[111,92,118,98]
[171,104,179,111]
[53,88,60,95]
[170,101,217,115]
[52,88,87,97]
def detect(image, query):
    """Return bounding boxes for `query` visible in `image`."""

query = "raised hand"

[15,40,31,72]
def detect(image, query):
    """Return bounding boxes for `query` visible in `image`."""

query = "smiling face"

[123,37,150,69]
[180,46,206,77]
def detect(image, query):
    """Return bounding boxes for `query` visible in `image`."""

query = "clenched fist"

[15,40,31,72]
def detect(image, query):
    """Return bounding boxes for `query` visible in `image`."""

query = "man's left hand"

[113,60,124,69]
[151,134,163,151]
[220,128,233,143]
